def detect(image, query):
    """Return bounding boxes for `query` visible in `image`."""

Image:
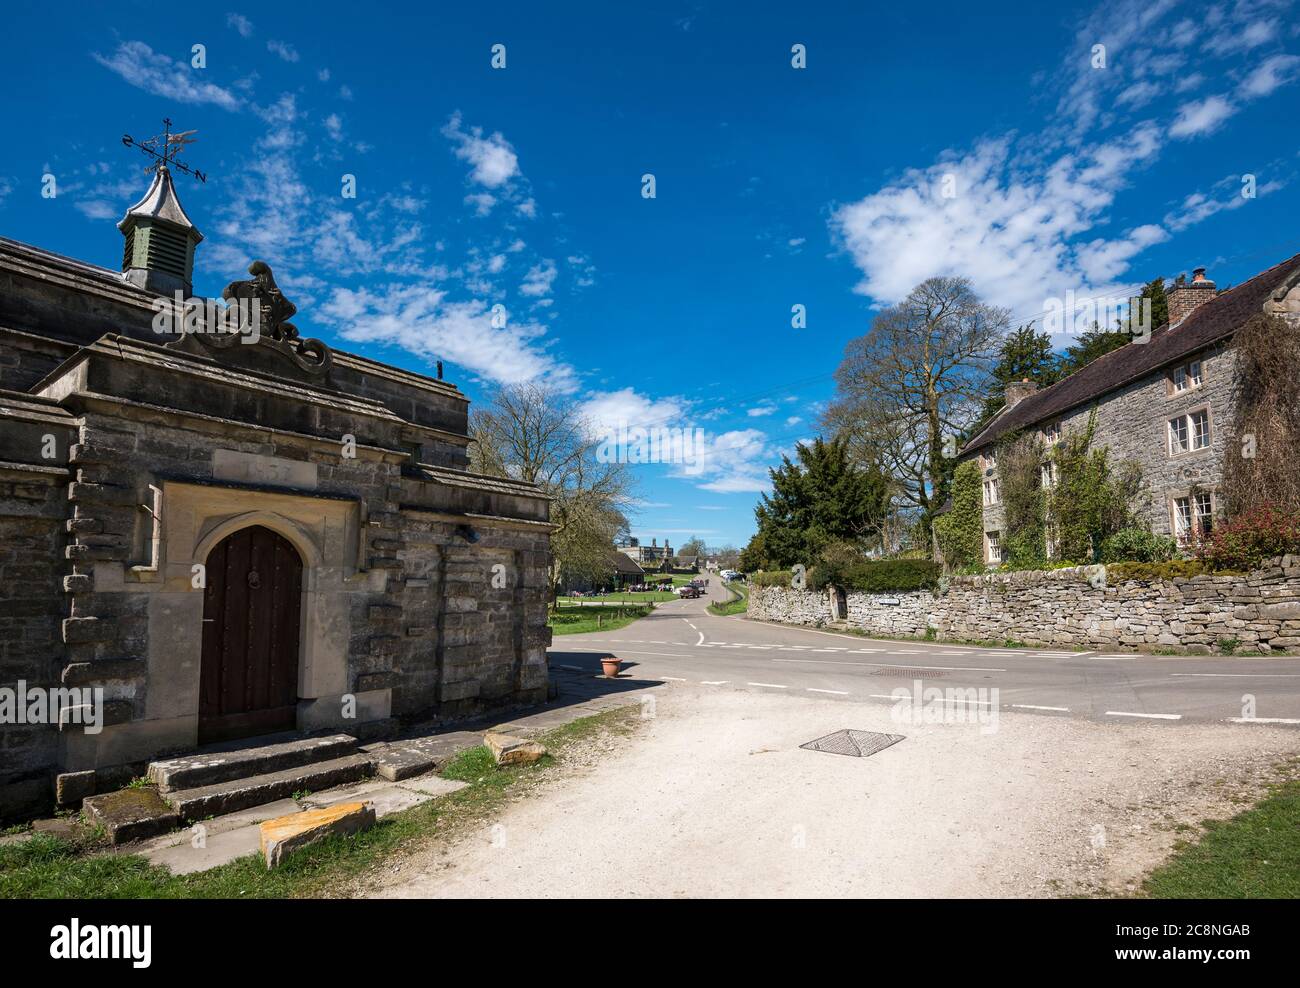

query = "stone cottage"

[0,165,553,817]
[960,255,1300,565]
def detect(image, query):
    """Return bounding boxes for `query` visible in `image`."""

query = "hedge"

[809,558,941,594]
[750,570,793,588]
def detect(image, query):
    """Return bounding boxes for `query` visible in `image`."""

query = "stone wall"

[748,556,1300,654]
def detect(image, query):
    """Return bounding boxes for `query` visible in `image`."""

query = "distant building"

[619,537,673,571]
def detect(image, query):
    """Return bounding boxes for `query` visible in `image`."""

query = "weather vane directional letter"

[121,117,207,183]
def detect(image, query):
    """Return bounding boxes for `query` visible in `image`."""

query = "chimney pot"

[1168,267,1216,326]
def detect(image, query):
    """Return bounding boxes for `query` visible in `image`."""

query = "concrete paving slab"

[303,782,430,818]
[144,822,264,875]
[397,774,468,798]
[135,798,303,853]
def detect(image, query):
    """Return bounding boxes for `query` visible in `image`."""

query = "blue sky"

[3,0,1298,549]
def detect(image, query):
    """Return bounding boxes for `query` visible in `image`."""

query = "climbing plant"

[934,458,983,570]
[1048,411,1142,562]
[996,432,1047,569]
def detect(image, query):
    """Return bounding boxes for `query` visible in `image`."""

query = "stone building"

[0,166,553,817]
[617,537,673,570]
[960,255,1300,565]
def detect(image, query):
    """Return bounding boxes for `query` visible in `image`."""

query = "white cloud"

[441,112,520,188]
[267,40,300,63]
[830,128,1162,318]
[582,388,693,437]
[520,260,557,297]
[93,41,242,111]
[226,13,254,37]
[1240,53,1300,97]
[464,192,496,216]
[1203,17,1279,56]
[785,416,803,426]
[321,285,573,388]
[323,113,343,141]
[747,402,777,417]
[693,429,774,493]
[1169,94,1237,138]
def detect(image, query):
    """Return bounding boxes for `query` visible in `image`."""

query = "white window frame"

[1172,496,1193,544]
[1191,409,1211,450]
[1040,461,1058,489]
[1170,359,1204,395]
[983,478,1000,506]
[1194,491,1214,536]
[1168,415,1189,454]
[986,531,1002,564]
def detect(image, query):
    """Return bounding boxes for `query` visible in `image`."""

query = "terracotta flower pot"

[600,657,621,677]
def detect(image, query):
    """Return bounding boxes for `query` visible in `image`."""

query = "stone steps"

[161,753,375,821]
[148,734,360,792]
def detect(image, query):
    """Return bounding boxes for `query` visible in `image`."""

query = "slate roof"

[609,550,645,575]
[962,252,1300,455]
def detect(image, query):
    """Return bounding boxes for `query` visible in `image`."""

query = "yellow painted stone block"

[259,801,375,868]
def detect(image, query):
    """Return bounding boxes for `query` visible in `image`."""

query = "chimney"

[1004,378,1038,410]
[1167,267,1216,327]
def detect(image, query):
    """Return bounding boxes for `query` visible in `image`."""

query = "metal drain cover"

[800,729,905,758]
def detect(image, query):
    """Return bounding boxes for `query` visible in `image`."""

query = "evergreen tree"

[754,437,892,569]
[971,323,1062,436]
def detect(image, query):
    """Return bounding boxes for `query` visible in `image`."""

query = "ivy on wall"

[1048,410,1142,562]
[934,459,983,570]
[996,432,1047,569]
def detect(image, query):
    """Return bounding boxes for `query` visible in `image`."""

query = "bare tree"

[824,277,1008,525]
[470,382,635,604]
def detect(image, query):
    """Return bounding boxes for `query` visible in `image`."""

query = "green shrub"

[1196,504,1300,572]
[1099,527,1178,564]
[809,558,941,593]
[751,570,794,588]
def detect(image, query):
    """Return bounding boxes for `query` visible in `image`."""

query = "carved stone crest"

[167,260,332,377]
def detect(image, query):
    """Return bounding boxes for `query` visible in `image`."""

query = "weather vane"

[121,118,207,183]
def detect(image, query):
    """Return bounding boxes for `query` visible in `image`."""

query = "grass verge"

[708,581,748,616]
[548,602,651,635]
[0,706,640,899]
[1139,771,1300,899]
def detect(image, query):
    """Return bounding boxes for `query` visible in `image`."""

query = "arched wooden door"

[198,525,303,744]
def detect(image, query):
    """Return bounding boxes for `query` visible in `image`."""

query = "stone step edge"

[148,734,360,792]
[161,754,375,821]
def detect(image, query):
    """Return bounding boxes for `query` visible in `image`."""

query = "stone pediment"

[164,260,333,384]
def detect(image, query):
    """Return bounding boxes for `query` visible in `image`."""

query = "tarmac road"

[549,581,1300,727]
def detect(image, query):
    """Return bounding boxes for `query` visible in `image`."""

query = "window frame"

[986,530,1002,565]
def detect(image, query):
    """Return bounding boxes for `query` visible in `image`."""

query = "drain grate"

[871,667,948,678]
[800,729,905,758]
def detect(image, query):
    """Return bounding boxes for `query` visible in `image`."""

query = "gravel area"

[365,685,1300,898]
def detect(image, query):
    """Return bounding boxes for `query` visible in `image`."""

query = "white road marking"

[1094,655,1139,660]
[772,658,1007,673]
[1229,717,1300,725]
[1173,673,1300,678]
[565,647,693,658]
[807,688,849,695]
[866,692,992,705]
[1105,710,1183,720]
[696,631,705,645]
[701,680,728,686]
[659,676,687,682]
[748,682,789,689]
[1011,704,1070,712]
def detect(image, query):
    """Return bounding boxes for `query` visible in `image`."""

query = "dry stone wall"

[748,556,1300,654]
